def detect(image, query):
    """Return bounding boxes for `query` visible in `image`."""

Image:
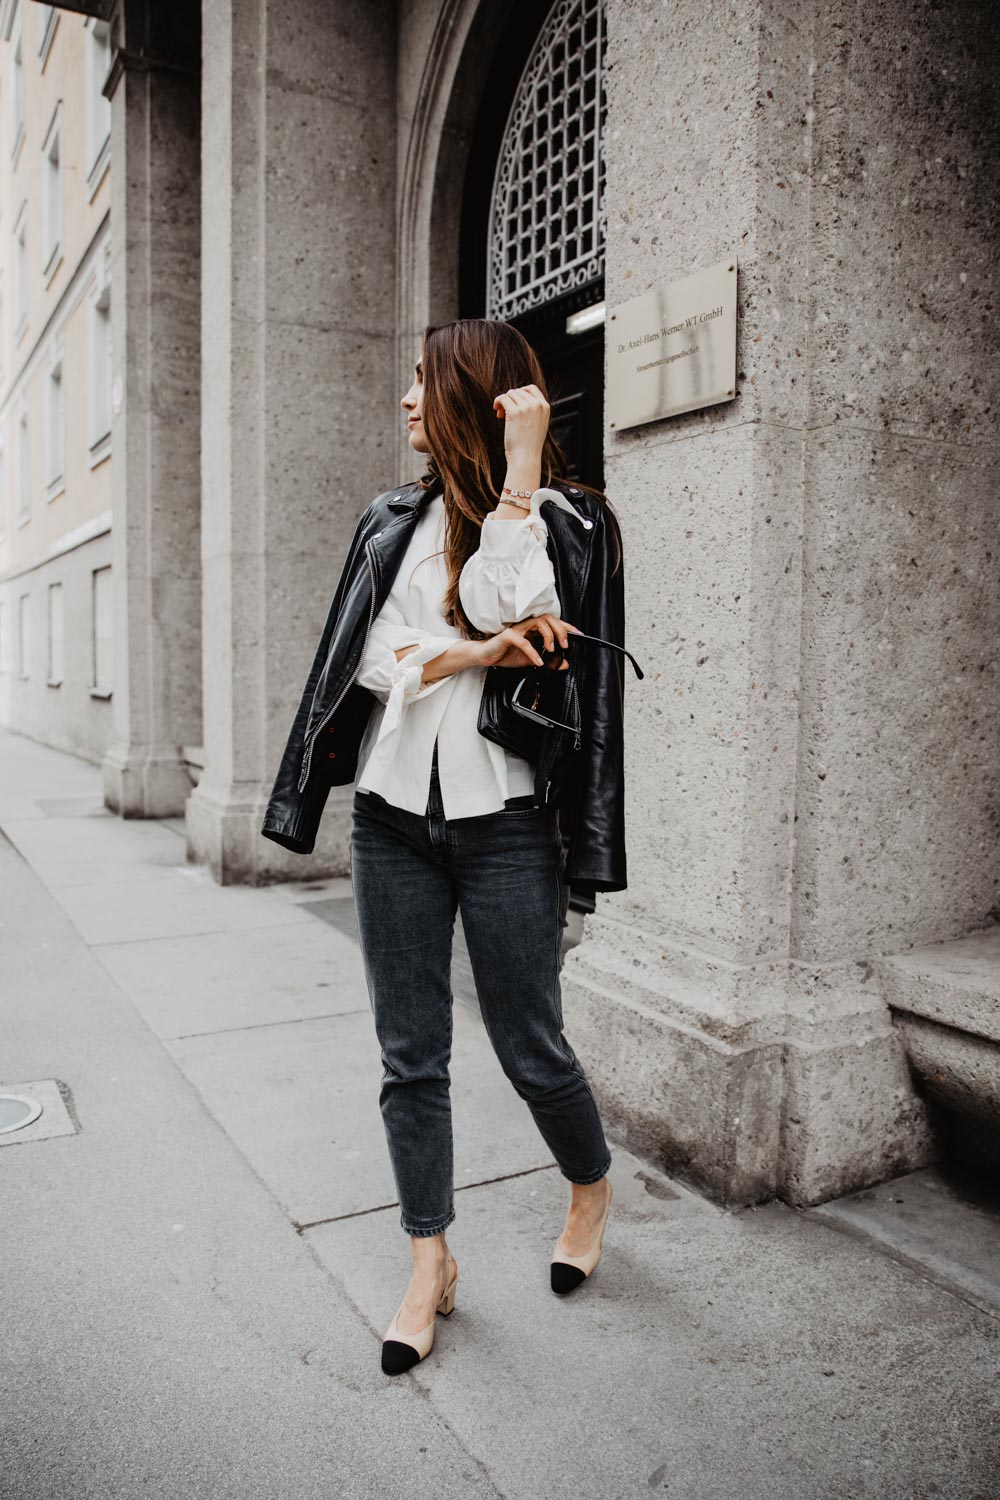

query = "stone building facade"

[24,0,1000,1206]
[0,1,113,761]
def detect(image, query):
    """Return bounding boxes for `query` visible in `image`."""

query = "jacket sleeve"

[458,500,562,633]
[259,502,375,855]
[563,502,628,894]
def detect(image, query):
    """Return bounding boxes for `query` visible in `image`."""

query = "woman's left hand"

[493,384,550,465]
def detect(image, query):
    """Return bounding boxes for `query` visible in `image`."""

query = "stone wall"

[189,0,400,882]
[559,0,999,1204]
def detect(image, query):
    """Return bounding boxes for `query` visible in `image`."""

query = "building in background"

[3,0,999,1211]
[0,1,113,760]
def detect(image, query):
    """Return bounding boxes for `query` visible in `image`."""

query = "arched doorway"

[459,0,607,492]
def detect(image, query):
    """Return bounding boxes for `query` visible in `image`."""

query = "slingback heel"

[550,1178,612,1294]
[380,1259,459,1375]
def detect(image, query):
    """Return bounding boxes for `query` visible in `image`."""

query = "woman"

[262,319,626,1376]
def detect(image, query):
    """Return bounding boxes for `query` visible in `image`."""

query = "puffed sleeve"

[458,489,562,634]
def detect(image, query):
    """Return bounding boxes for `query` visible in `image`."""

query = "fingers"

[536,612,580,650]
[505,628,544,667]
[511,614,583,653]
[511,617,555,653]
[493,385,549,413]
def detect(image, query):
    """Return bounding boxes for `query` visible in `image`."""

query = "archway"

[460,0,607,489]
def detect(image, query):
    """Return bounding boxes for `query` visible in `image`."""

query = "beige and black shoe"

[381,1257,459,1375]
[550,1178,612,1294]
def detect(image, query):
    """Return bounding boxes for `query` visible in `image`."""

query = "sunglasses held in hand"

[509,629,645,745]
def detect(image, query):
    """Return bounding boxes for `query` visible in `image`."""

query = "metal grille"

[487,0,606,321]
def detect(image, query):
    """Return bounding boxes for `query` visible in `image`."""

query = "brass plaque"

[607,256,737,430]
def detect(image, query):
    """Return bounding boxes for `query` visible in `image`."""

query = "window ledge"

[45,477,65,504]
[11,125,25,168]
[14,315,28,347]
[39,10,58,69]
[89,431,111,468]
[89,686,112,700]
[15,510,30,529]
[46,676,62,688]
[87,135,110,202]
[43,244,63,287]
[17,672,29,681]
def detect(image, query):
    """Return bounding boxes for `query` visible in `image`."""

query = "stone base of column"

[102,741,194,820]
[185,775,353,886]
[560,915,939,1208]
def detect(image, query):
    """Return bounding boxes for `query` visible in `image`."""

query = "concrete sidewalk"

[1,727,998,1499]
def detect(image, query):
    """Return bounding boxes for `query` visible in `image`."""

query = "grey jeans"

[349,744,612,1237]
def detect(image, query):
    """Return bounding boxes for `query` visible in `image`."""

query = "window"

[42,106,62,278]
[18,591,29,677]
[37,5,57,67]
[45,350,64,494]
[89,276,112,455]
[16,406,27,522]
[13,201,27,338]
[47,581,63,684]
[92,566,112,694]
[85,20,112,188]
[9,4,24,161]
[487,0,607,320]
[0,600,8,672]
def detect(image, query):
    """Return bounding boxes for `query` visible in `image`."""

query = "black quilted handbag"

[477,629,644,767]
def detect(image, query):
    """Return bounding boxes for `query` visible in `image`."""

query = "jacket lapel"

[365,479,596,658]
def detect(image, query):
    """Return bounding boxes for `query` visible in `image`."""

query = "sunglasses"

[510,630,645,741]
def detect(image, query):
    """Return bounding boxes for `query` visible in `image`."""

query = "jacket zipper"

[297,539,380,794]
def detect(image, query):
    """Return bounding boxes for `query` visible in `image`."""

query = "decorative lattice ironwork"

[487,0,606,322]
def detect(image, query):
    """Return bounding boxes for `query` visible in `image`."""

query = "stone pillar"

[187,0,399,884]
[101,1,203,818]
[562,0,997,1207]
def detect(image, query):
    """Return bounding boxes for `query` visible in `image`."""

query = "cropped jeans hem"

[401,1209,456,1238]
[560,1153,613,1186]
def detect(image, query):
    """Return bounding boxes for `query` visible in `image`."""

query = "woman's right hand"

[466,614,581,672]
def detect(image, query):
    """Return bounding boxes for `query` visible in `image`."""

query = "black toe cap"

[550,1261,587,1294]
[381,1338,423,1374]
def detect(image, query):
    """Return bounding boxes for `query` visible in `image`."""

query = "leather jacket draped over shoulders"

[260,477,630,894]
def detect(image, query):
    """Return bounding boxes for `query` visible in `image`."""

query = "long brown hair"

[415,318,619,638]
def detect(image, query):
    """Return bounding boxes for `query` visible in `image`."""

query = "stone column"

[187,0,399,884]
[562,0,996,1207]
[101,0,203,818]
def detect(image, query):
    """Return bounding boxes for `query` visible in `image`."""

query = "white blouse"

[353,488,563,820]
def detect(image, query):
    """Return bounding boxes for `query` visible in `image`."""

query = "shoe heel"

[437,1271,458,1316]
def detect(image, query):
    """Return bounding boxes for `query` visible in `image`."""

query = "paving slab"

[0,831,500,1500]
[305,1164,1000,1500]
[3,810,191,887]
[166,1002,558,1228]
[807,1165,1000,1318]
[48,864,316,946]
[95,919,368,1039]
[3,728,1000,1499]
[0,729,103,821]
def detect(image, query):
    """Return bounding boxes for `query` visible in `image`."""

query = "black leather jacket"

[260,477,630,893]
